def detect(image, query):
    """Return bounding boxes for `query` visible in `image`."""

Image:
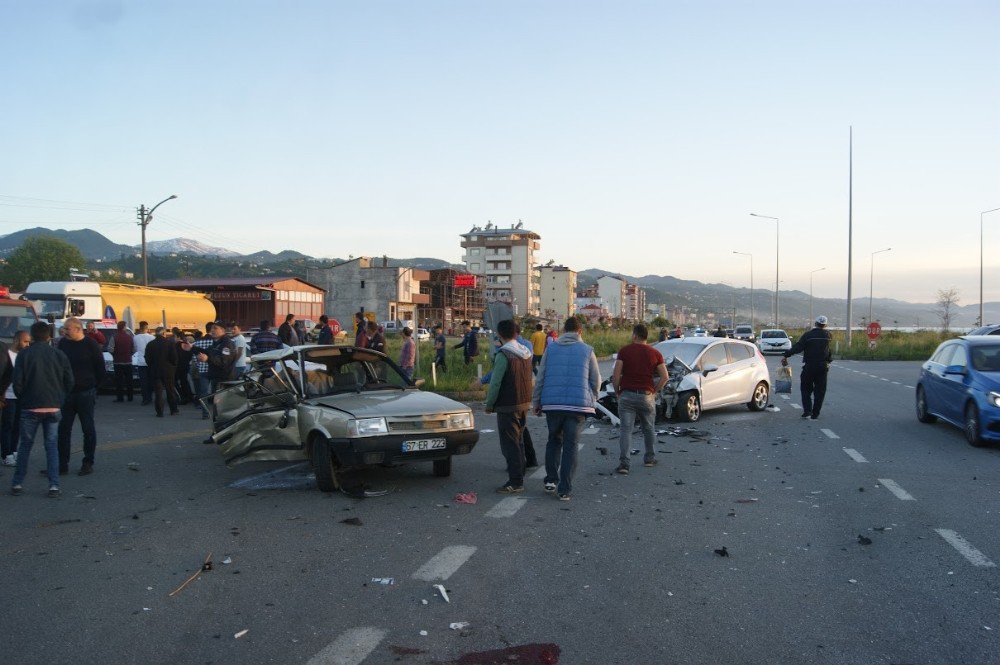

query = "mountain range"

[0,227,992,327]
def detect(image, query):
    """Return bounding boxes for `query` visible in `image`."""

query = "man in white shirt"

[132,321,156,405]
[1,331,30,466]
[228,322,248,378]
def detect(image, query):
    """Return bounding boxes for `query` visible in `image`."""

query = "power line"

[0,194,131,210]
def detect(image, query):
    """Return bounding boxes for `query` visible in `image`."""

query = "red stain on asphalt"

[452,643,560,664]
[390,644,427,656]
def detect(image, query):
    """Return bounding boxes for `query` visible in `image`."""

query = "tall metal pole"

[733,251,754,331]
[810,267,826,323]
[137,194,178,286]
[981,207,1000,327]
[750,214,779,325]
[868,248,891,324]
[846,127,854,347]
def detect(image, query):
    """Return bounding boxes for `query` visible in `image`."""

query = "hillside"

[0,227,134,260]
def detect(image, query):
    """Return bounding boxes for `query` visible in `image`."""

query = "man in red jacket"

[108,321,135,402]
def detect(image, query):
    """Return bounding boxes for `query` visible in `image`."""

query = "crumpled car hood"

[310,390,470,418]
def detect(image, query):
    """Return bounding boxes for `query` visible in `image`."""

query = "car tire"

[964,403,987,447]
[747,382,769,411]
[312,435,341,492]
[915,386,937,424]
[677,391,701,422]
[433,457,452,477]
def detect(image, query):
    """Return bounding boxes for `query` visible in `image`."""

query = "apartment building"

[625,282,647,321]
[460,222,540,315]
[306,257,430,328]
[538,264,577,323]
[597,275,627,319]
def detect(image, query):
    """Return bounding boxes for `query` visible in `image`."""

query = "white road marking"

[306,627,387,665]
[935,529,996,568]
[486,497,528,518]
[891,381,901,385]
[412,545,477,581]
[820,428,840,439]
[790,403,802,409]
[904,385,915,389]
[578,443,584,450]
[880,378,890,382]
[842,448,869,463]
[877,478,916,501]
[779,394,790,400]
[229,462,312,490]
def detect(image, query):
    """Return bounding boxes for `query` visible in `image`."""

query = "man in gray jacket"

[10,322,73,497]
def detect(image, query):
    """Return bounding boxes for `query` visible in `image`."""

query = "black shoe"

[78,464,93,476]
[810,414,819,420]
[11,485,23,496]
[47,486,60,498]
[558,493,571,501]
[155,413,164,418]
[41,468,68,477]
[170,410,180,416]
[643,459,657,468]
[615,463,629,475]
[141,400,152,406]
[496,483,524,494]
[800,411,811,418]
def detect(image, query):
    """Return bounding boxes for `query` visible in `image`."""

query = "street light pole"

[868,248,891,324]
[137,194,178,286]
[750,213,779,326]
[809,267,826,324]
[980,207,1000,327]
[732,251,754,331]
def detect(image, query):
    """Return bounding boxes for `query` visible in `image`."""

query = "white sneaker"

[0,454,15,466]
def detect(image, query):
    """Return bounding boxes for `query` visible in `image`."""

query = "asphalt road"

[1,357,998,664]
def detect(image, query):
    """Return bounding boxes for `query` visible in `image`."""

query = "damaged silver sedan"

[207,345,479,492]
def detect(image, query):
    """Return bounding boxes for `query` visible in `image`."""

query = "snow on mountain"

[143,238,242,258]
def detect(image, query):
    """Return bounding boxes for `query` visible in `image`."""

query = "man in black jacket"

[145,327,179,417]
[783,315,833,420]
[453,321,479,365]
[57,317,105,476]
[11,322,73,496]
[197,322,237,391]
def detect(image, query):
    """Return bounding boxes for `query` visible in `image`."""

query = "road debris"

[454,492,478,505]
[848,579,858,584]
[714,546,729,557]
[127,462,140,471]
[630,449,640,456]
[674,480,684,485]
[765,405,780,412]
[857,535,873,546]
[341,484,390,498]
[735,498,758,504]
[168,552,213,597]
[371,577,395,585]
[449,622,470,630]
[453,643,560,665]
[479,429,495,433]
[595,447,608,456]
[234,629,249,639]
[419,630,428,636]
[433,583,450,603]
[340,517,364,526]
[222,556,232,565]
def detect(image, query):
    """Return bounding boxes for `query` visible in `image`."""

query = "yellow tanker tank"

[99,283,216,333]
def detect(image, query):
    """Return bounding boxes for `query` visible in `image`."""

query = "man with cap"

[782,315,833,420]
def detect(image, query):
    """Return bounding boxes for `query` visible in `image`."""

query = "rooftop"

[153,276,325,291]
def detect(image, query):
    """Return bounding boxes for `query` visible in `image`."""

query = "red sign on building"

[453,274,477,288]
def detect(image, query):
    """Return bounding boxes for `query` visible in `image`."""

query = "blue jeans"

[1,398,20,458]
[12,410,61,487]
[195,374,213,415]
[618,391,656,466]
[544,411,587,495]
[401,367,414,382]
[59,389,97,468]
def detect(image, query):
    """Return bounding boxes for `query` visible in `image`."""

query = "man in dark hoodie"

[56,317,105,476]
[484,319,534,493]
[10,322,73,497]
[145,327,179,417]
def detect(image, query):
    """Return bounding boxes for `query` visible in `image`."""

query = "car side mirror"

[944,364,967,376]
[702,364,719,376]
[414,378,426,388]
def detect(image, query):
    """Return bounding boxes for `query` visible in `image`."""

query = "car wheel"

[677,391,701,422]
[964,403,987,447]
[915,386,937,424]
[747,382,769,411]
[433,457,452,477]
[312,435,341,492]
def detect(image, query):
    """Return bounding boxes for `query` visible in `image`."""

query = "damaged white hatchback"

[207,345,479,492]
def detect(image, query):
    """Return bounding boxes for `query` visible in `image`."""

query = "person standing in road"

[108,321,135,402]
[782,315,833,420]
[354,311,367,348]
[84,321,107,347]
[190,323,215,419]
[532,316,601,501]
[484,319,534,493]
[278,314,296,347]
[145,327,179,417]
[453,320,478,365]
[132,321,155,406]
[56,317,105,476]
[612,324,669,474]
[229,322,248,377]
[433,325,447,372]
[174,329,194,405]
[399,327,416,381]
[367,321,385,354]
[317,315,334,345]
[1,331,29,467]
[197,322,237,392]
[530,323,547,374]
[478,324,539,468]
[10,322,73,497]
[250,320,282,355]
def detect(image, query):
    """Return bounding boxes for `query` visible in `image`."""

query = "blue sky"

[1,1,997,302]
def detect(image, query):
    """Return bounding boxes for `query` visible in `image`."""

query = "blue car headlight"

[989,392,1000,408]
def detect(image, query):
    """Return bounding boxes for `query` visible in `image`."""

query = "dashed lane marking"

[891,381,901,385]
[412,545,477,581]
[790,403,802,409]
[305,627,387,665]
[935,529,996,568]
[486,497,528,518]
[878,478,916,501]
[904,385,915,389]
[779,394,790,400]
[820,428,840,439]
[842,448,869,463]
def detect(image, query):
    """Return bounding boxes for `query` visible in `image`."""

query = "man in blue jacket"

[453,321,479,365]
[531,316,601,501]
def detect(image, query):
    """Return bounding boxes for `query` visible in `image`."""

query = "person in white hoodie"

[132,321,156,406]
[484,319,535,493]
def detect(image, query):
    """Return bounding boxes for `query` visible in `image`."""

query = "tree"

[1,236,88,290]
[936,287,960,332]
[650,315,670,328]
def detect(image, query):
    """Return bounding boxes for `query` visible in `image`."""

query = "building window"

[361,280,365,289]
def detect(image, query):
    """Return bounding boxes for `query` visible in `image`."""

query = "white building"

[460,222,541,315]
[597,275,627,319]
[538,265,577,323]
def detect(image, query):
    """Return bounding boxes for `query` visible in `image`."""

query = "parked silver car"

[651,337,772,422]
[757,329,793,354]
[208,345,479,492]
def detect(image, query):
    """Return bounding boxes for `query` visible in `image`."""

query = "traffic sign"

[866,321,881,340]
[868,340,877,351]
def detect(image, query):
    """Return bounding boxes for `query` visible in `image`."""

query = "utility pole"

[137,194,178,286]
[846,127,854,348]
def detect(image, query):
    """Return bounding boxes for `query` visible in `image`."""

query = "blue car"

[916,336,1000,446]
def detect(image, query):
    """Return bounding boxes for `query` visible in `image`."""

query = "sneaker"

[47,486,60,498]
[11,485,23,496]
[615,463,629,475]
[543,482,557,493]
[496,484,524,494]
[800,411,811,419]
[558,493,571,501]
[1,454,15,466]
[643,459,657,468]
[78,463,93,476]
